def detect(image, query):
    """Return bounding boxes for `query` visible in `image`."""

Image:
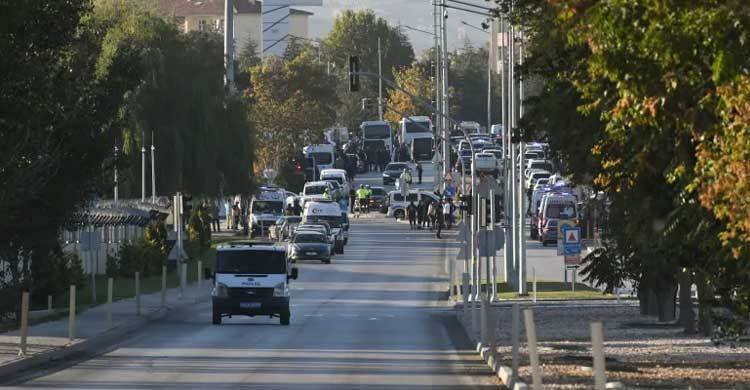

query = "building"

[157,0,313,57]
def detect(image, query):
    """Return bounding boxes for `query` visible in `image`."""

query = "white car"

[300,181,336,206]
[320,168,350,196]
[474,152,498,174]
[386,189,440,219]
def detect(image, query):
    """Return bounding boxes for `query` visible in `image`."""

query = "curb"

[456,313,529,390]
[0,294,210,382]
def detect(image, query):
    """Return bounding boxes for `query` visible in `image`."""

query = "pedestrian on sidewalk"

[232,201,240,230]
[416,162,423,184]
[407,200,418,229]
[224,199,231,230]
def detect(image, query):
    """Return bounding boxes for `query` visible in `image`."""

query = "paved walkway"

[0,280,212,370]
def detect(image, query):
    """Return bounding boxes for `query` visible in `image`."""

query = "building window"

[198,19,207,31]
[216,19,224,33]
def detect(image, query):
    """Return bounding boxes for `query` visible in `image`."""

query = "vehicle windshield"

[252,201,283,214]
[371,188,386,196]
[303,215,344,228]
[216,250,286,274]
[305,185,328,195]
[460,149,472,157]
[293,234,327,244]
[307,152,332,165]
[531,162,553,171]
[363,125,391,139]
[545,202,577,219]
[385,163,408,171]
[322,175,343,184]
[405,121,431,134]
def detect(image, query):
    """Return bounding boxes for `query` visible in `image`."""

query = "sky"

[294,0,493,54]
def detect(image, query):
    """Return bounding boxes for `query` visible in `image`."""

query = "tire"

[323,257,331,264]
[280,308,290,326]
[394,209,405,220]
[212,308,222,325]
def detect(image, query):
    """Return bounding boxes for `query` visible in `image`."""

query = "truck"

[211,241,298,325]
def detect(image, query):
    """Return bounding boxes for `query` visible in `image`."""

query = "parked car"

[368,186,388,213]
[538,193,578,245]
[382,162,411,185]
[269,216,302,241]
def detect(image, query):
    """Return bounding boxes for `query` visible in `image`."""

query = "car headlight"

[212,282,228,298]
[273,282,286,297]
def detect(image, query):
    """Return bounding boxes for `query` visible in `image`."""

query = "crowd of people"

[405,196,456,239]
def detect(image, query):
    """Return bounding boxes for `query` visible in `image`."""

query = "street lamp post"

[151,132,156,204]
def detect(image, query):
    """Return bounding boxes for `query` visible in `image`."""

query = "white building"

[158,0,313,57]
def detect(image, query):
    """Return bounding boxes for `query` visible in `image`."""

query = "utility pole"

[433,0,442,183]
[517,29,527,295]
[224,0,235,88]
[141,131,146,203]
[151,131,156,204]
[113,145,119,205]
[378,37,384,121]
[441,0,451,193]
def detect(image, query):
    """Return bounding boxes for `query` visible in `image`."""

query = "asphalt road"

[7,168,496,389]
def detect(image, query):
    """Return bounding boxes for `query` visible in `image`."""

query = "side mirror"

[291,268,299,280]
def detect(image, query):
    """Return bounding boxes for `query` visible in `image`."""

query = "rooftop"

[158,0,312,16]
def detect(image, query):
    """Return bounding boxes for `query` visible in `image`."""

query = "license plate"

[306,251,317,256]
[240,302,261,309]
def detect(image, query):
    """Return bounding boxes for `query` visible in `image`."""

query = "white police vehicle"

[302,200,348,248]
[250,187,286,237]
[211,241,298,325]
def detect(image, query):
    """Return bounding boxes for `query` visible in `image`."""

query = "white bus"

[360,121,393,157]
[399,116,433,146]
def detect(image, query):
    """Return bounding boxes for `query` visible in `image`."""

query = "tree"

[384,65,435,124]
[0,0,142,312]
[249,49,338,178]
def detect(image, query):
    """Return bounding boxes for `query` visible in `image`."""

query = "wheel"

[323,257,331,264]
[280,308,290,326]
[212,308,222,325]
[394,209,405,220]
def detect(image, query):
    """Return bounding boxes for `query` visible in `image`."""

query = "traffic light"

[349,55,360,92]
[182,194,193,216]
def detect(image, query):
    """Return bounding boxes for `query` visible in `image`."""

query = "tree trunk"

[638,285,651,315]
[656,279,677,322]
[647,286,660,316]
[695,271,714,337]
[678,268,695,333]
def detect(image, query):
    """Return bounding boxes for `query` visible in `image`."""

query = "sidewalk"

[0,280,212,379]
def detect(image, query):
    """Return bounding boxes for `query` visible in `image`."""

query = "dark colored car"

[382,162,411,185]
[368,186,388,213]
[288,232,331,263]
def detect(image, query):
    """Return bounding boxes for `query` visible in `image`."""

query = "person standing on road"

[398,168,410,198]
[407,200,418,229]
[416,162,423,184]
[436,203,445,238]
[416,199,425,229]
[442,199,452,230]
[356,185,368,214]
[349,188,356,213]
[212,201,221,232]
[292,199,302,216]
[427,201,436,231]
[364,185,372,213]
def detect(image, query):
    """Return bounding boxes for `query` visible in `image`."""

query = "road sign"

[563,226,582,256]
[564,255,581,266]
[556,219,576,255]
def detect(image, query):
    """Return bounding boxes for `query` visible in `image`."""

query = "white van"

[303,144,335,172]
[386,190,440,219]
[300,181,335,206]
[302,200,349,247]
[250,188,286,237]
[211,241,298,325]
[320,168,350,195]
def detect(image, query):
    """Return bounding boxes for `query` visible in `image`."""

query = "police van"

[211,241,298,325]
[250,187,286,237]
[302,200,348,248]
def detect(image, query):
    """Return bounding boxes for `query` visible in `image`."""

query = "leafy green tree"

[248,49,338,177]
[0,0,142,312]
[384,65,435,124]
